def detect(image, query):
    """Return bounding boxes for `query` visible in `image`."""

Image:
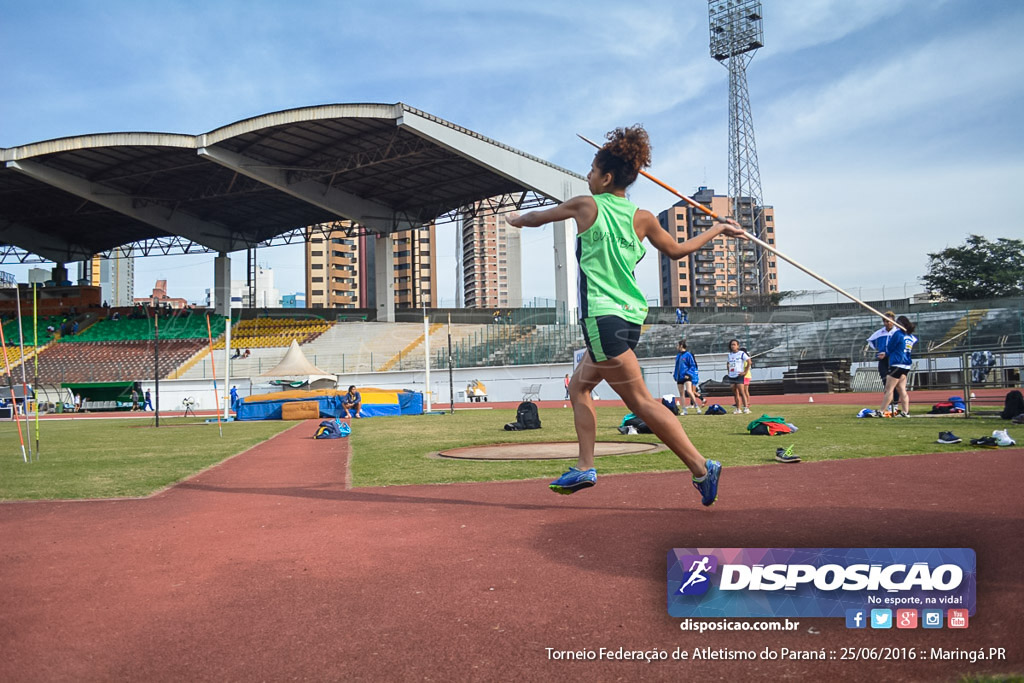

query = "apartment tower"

[79,248,134,306]
[658,187,777,307]
[459,203,521,308]
[306,223,437,309]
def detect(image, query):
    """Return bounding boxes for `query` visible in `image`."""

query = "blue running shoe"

[549,467,597,494]
[692,460,722,506]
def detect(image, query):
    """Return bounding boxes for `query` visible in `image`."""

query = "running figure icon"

[679,556,712,594]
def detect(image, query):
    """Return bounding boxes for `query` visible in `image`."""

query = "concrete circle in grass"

[436,441,662,461]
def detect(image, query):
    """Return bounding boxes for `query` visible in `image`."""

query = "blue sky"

[2,0,1022,305]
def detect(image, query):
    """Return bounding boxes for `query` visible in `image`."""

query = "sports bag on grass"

[505,401,542,431]
[315,419,351,439]
[661,395,680,415]
[619,415,653,434]
[1002,390,1024,420]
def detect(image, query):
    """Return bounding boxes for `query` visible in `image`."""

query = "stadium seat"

[213,317,331,350]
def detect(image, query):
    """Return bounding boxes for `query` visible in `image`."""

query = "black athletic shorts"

[725,375,744,385]
[887,366,910,379]
[580,315,641,362]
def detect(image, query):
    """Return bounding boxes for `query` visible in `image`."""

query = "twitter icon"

[870,609,893,629]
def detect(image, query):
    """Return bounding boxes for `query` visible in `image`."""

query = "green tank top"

[576,193,648,324]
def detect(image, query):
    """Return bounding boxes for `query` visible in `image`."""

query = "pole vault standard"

[32,284,40,458]
[576,134,905,331]
[154,313,160,428]
[15,289,33,461]
[0,321,28,462]
[447,313,454,415]
[223,315,231,421]
[423,311,432,412]
[205,314,223,437]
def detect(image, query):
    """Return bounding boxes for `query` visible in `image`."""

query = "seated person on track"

[341,385,363,419]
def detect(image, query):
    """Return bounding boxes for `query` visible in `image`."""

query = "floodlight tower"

[709,0,768,303]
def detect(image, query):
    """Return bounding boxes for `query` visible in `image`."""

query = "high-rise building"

[393,226,437,309]
[305,223,437,309]
[459,203,521,309]
[79,248,134,306]
[307,228,361,308]
[658,187,777,308]
[204,265,280,309]
[239,265,281,308]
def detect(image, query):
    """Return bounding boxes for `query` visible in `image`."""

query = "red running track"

[1,421,1022,681]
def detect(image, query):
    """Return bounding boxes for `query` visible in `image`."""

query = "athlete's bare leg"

[594,350,708,477]
[569,354,602,469]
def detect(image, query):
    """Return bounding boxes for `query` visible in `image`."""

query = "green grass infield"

[0,405,1010,500]
[0,417,292,500]
[348,404,1003,488]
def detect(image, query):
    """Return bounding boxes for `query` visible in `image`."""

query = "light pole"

[709,0,768,303]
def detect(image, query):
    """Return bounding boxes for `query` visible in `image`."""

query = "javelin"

[577,134,906,331]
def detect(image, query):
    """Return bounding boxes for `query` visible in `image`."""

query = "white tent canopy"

[260,340,335,383]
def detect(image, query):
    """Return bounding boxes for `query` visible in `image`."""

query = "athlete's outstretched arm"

[506,196,598,231]
[636,210,746,260]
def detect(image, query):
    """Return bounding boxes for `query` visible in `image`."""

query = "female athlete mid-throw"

[507,125,746,506]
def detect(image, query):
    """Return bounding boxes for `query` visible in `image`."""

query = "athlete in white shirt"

[726,339,750,414]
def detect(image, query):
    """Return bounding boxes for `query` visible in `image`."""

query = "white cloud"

[767,0,914,55]
[767,157,1024,294]
[758,22,1024,153]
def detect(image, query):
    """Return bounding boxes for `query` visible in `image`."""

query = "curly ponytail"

[594,125,652,188]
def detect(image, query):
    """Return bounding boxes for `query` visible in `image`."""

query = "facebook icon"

[846,609,867,629]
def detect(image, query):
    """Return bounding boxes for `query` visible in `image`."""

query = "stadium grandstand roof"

[0,103,586,264]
